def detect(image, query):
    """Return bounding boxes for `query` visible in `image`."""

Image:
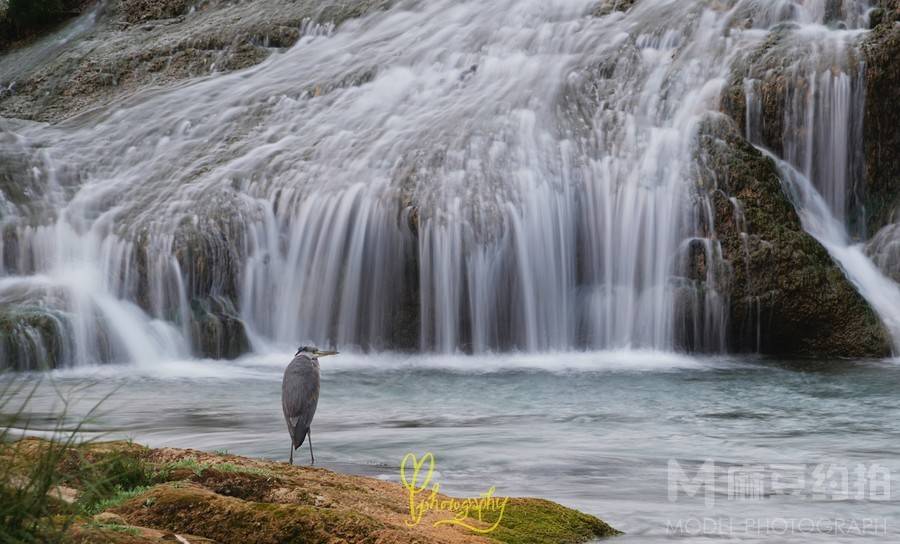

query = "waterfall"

[740,19,867,235]
[1,0,894,368]
[736,0,900,348]
[768,155,900,348]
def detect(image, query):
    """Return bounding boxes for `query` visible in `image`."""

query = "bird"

[282,346,338,465]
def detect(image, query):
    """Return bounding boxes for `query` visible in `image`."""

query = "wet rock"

[722,26,868,236]
[0,0,91,51]
[0,307,70,370]
[861,4,900,235]
[189,296,249,359]
[866,222,900,282]
[868,0,900,29]
[695,117,890,356]
[120,0,190,24]
[592,0,636,17]
[0,0,392,122]
[721,29,789,157]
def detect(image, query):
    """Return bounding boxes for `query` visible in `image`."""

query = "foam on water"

[38,349,740,381]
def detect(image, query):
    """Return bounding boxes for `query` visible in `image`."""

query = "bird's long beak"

[315,350,339,357]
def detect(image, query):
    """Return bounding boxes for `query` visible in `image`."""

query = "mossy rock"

[484,498,621,543]
[861,5,900,235]
[694,117,890,356]
[0,307,70,370]
[113,483,393,544]
[4,438,620,544]
[189,296,250,359]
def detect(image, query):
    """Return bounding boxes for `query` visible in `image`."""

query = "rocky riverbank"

[1,437,620,543]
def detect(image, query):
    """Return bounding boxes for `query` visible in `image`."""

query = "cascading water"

[739,10,868,234]
[769,154,900,347]
[736,0,900,348]
[1,0,897,368]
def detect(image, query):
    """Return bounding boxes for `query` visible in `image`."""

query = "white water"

[770,155,900,348]
[1,0,896,369]
[736,2,900,350]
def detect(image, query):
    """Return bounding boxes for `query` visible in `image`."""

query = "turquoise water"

[5,351,900,542]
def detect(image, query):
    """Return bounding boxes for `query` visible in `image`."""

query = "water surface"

[5,351,899,542]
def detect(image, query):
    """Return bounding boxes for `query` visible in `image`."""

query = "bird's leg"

[308,429,315,465]
[289,445,294,465]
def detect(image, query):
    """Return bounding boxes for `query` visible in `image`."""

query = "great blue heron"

[282,346,338,465]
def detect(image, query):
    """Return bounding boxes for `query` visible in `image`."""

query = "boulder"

[694,117,890,356]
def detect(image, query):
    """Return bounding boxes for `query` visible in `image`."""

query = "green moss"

[80,486,153,516]
[695,118,890,356]
[85,521,141,536]
[484,498,621,544]
[162,458,208,476]
[7,439,619,543]
[211,462,275,478]
[115,483,388,544]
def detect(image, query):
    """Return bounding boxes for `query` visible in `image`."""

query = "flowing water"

[5,352,900,542]
[3,0,898,368]
[4,2,900,540]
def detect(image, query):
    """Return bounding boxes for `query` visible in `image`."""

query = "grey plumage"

[282,346,336,464]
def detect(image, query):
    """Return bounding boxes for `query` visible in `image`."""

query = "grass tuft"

[79,485,153,516]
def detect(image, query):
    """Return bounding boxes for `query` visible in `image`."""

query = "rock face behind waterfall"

[697,118,889,357]
[1,0,898,368]
[0,0,393,370]
[863,1,900,236]
[0,0,391,122]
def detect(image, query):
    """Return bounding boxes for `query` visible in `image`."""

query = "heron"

[282,346,338,465]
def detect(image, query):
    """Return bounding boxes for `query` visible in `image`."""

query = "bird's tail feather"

[292,425,308,449]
